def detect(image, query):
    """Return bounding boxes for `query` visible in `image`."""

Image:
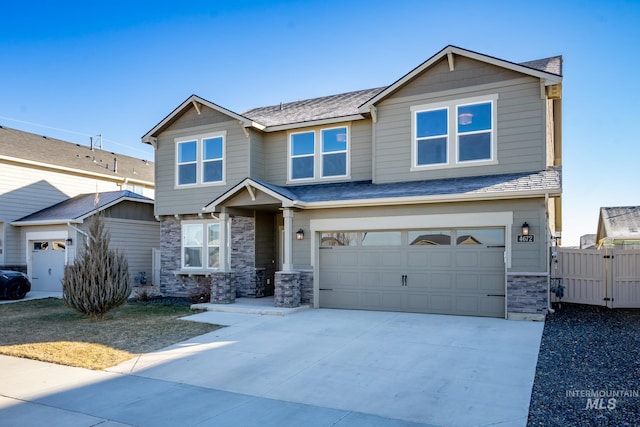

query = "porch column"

[282,208,294,272]
[211,211,235,303]
[218,212,229,272]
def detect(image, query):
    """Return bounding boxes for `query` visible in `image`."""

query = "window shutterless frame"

[288,125,350,182]
[410,94,498,170]
[175,131,226,187]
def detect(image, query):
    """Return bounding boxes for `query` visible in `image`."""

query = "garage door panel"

[381,293,403,310]
[359,252,381,266]
[455,296,480,314]
[429,252,453,267]
[405,293,428,311]
[430,295,454,312]
[361,292,382,309]
[319,227,505,318]
[429,273,453,289]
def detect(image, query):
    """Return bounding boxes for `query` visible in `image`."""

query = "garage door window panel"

[361,231,401,246]
[408,230,452,246]
[455,229,504,246]
[320,232,357,247]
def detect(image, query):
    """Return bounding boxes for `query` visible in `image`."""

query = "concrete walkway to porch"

[191,296,311,316]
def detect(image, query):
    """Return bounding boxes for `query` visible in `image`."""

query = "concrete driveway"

[0,307,543,426]
[112,308,543,426]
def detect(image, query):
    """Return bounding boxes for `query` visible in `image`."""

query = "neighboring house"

[142,45,563,320]
[580,234,596,249]
[0,126,157,292]
[596,206,640,249]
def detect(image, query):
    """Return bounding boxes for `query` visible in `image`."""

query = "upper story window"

[289,126,349,182]
[176,132,226,187]
[411,94,497,170]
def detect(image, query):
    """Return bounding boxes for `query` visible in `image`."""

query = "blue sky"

[1,0,638,246]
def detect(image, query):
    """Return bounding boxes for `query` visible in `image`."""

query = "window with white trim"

[176,132,226,186]
[182,221,220,269]
[289,126,349,181]
[411,94,497,169]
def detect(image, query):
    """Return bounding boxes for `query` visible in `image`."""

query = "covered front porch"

[204,178,314,308]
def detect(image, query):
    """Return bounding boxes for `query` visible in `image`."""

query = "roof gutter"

[11,219,81,226]
[67,221,91,245]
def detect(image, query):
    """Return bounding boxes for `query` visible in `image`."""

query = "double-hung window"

[289,126,349,181]
[412,94,497,169]
[182,222,220,269]
[176,131,226,186]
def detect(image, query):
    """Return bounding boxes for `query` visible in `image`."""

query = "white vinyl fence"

[553,248,640,308]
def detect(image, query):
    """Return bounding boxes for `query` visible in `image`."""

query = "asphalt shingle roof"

[13,190,152,223]
[0,126,154,183]
[241,55,561,128]
[599,206,640,239]
[250,168,561,204]
[242,87,386,127]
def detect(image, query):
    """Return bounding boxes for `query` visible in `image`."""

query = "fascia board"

[358,45,562,113]
[203,179,297,212]
[142,95,265,142]
[11,219,80,226]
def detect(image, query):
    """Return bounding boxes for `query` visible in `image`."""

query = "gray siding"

[249,130,265,180]
[262,120,372,186]
[293,198,548,272]
[102,218,160,286]
[154,105,250,215]
[104,201,156,222]
[374,56,546,183]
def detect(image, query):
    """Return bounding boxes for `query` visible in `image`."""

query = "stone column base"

[211,272,236,304]
[275,271,301,308]
[507,273,548,319]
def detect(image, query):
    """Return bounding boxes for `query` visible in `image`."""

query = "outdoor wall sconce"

[522,222,530,236]
[296,229,305,240]
[65,238,73,246]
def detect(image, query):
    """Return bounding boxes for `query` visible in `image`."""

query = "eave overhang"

[142,95,266,145]
[358,45,563,113]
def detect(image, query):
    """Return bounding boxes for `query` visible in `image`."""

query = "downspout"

[67,221,91,246]
[545,193,555,314]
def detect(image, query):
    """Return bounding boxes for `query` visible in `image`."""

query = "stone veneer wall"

[275,271,301,308]
[159,215,196,296]
[507,274,548,317]
[298,269,314,305]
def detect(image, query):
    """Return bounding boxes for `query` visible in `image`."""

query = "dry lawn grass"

[0,298,221,370]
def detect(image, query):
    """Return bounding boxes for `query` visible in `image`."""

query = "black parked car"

[0,270,31,300]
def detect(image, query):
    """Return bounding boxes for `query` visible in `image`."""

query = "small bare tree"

[62,212,131,319]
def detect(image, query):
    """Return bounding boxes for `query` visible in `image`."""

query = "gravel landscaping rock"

[528,303,640,426]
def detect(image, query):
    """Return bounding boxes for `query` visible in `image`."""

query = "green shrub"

[62,213,131,319]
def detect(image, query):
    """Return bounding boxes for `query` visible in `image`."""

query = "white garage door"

[319,228,505,317]
[31,240,66,292]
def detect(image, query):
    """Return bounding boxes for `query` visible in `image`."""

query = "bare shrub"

[62,213,131,319]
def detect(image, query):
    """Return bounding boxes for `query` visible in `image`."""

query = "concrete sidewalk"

[0,308,544,426]
[0,355,427,427]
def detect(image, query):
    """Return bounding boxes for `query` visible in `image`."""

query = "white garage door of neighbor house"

[31,241,66,292]
[319,228,506,318]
